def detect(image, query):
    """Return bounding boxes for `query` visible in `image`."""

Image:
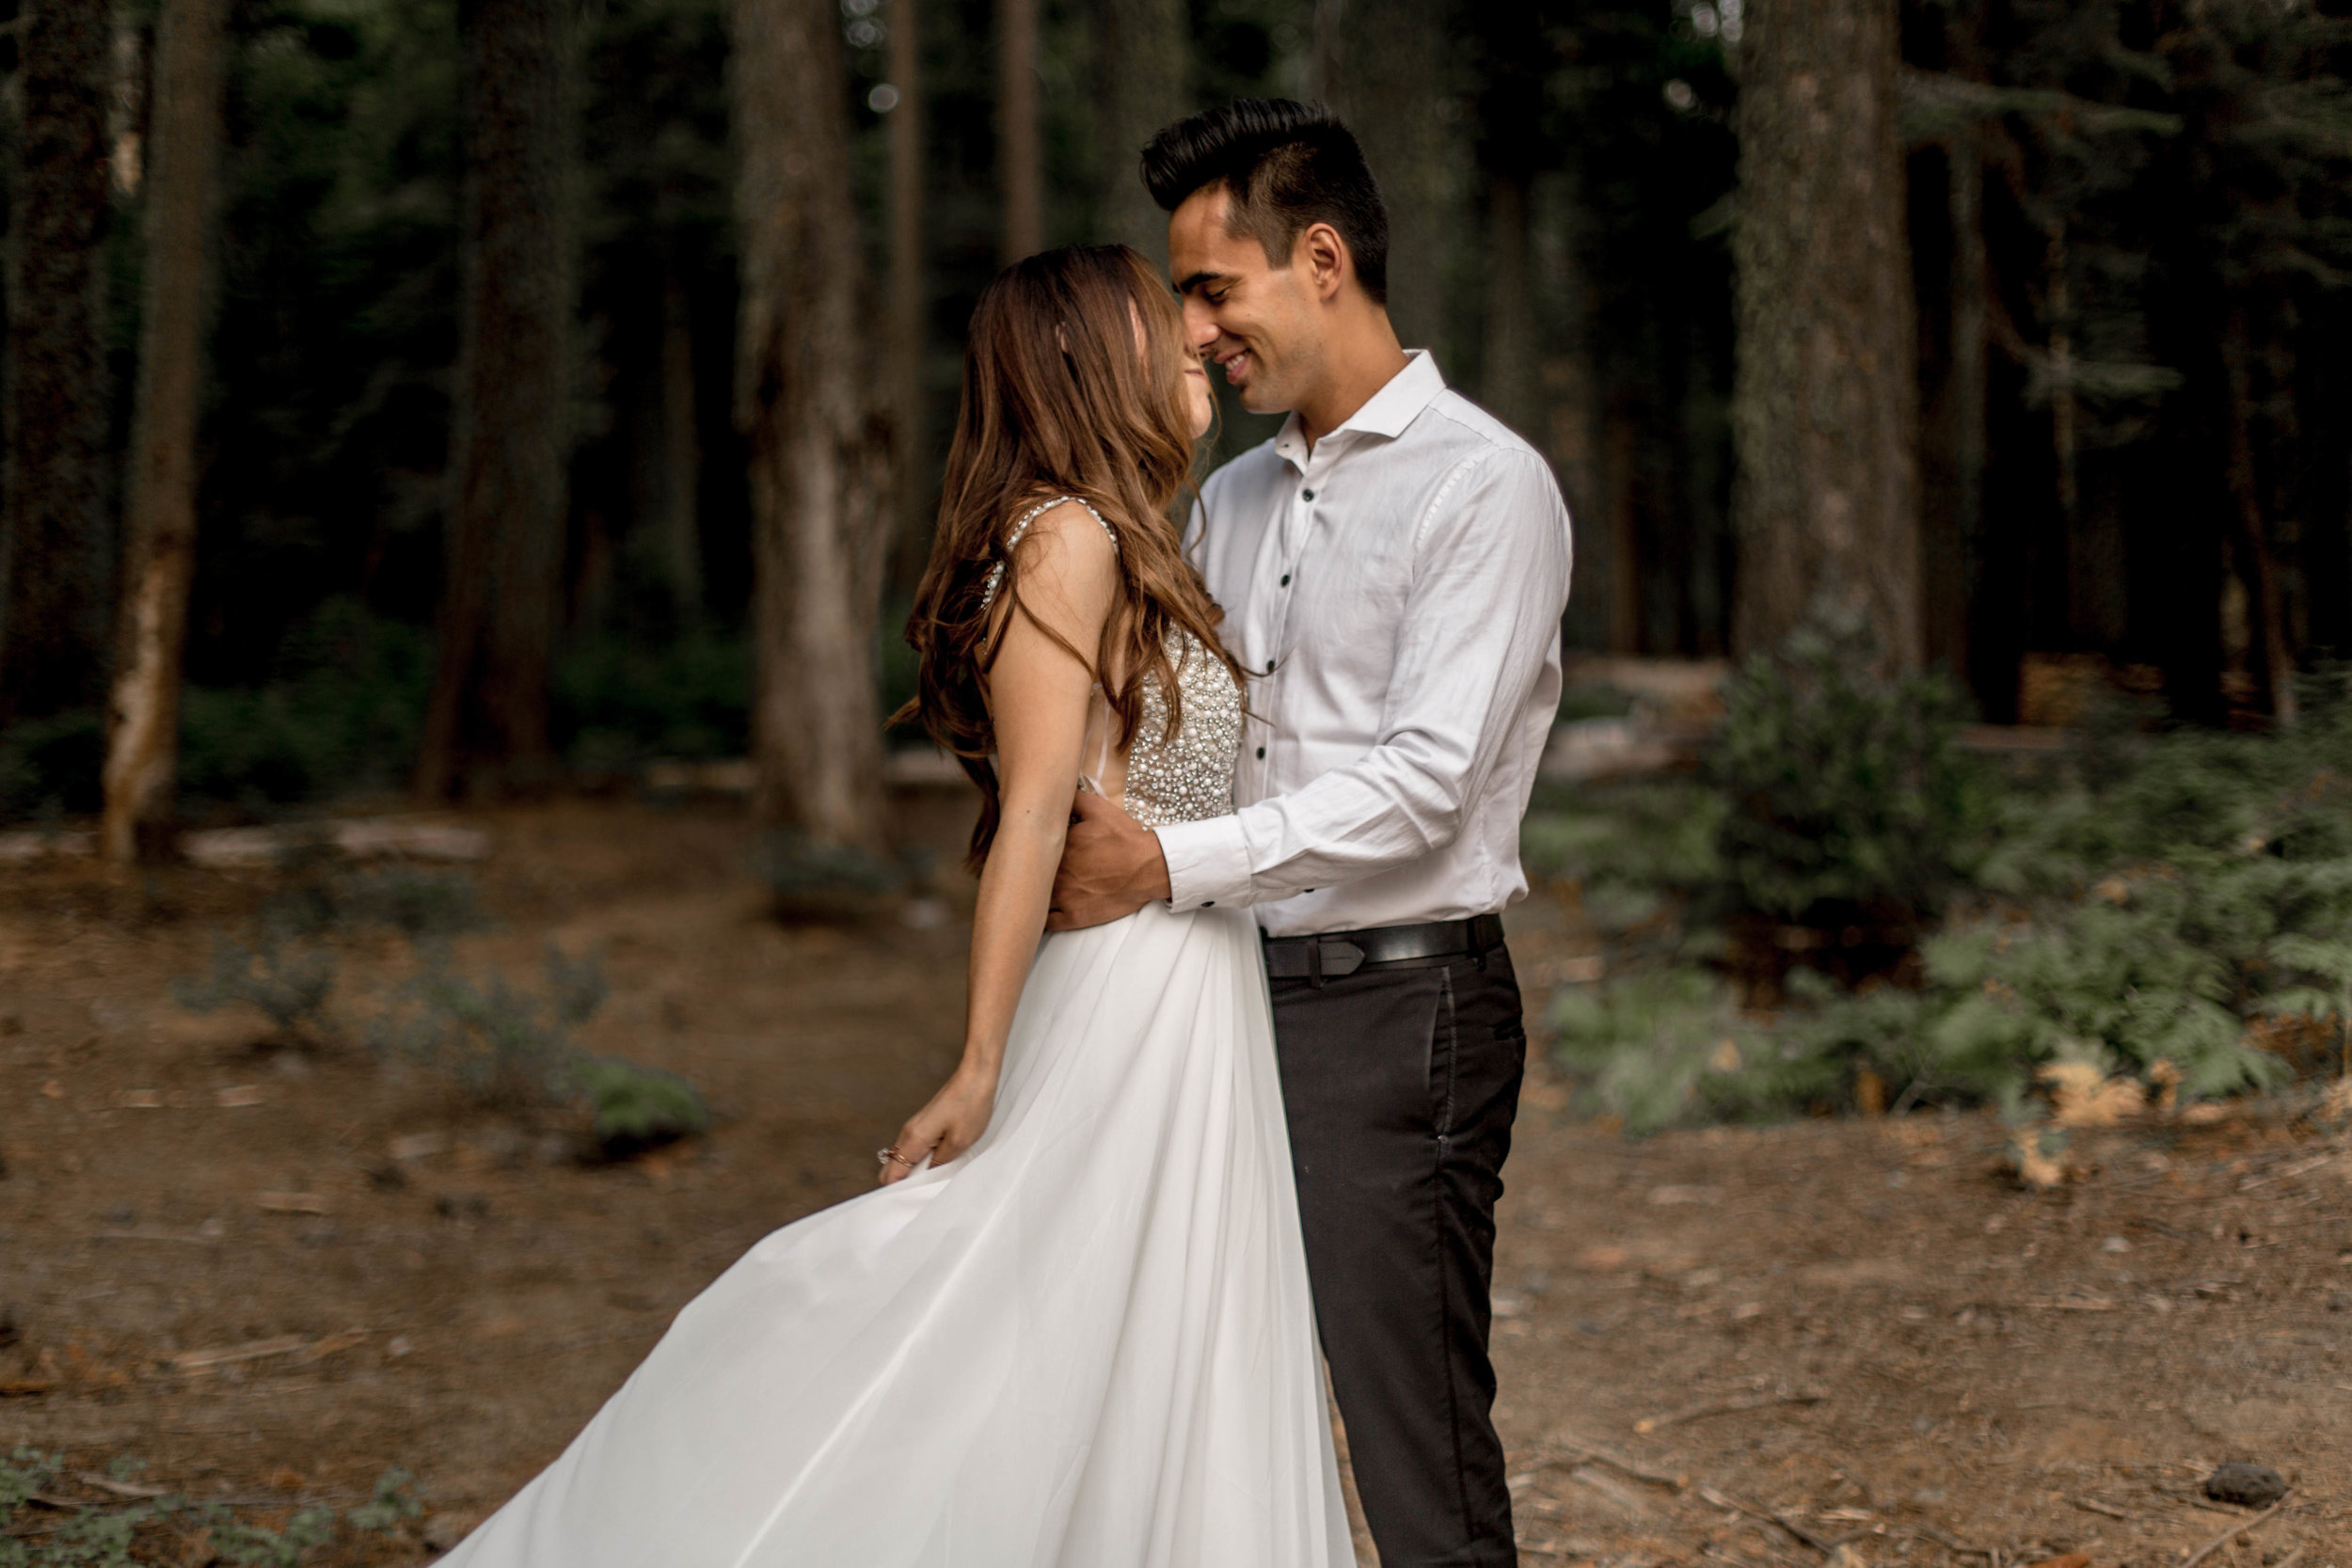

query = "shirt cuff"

[1152,816,1254,911]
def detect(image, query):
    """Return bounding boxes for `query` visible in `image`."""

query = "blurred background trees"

[1,0,2350,850]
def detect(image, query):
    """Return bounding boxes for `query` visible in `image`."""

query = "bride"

[435,245,1353,1567]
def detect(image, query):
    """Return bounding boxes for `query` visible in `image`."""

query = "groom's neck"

[1295,307,1410,450]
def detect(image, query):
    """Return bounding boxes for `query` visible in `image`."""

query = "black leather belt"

[1262,912,1505,985]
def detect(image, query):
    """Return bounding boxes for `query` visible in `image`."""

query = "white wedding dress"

[438,502,1352,1568]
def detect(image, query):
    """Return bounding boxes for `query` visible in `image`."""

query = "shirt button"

[1302,488,1316,500]
[1279,574,1291,587]
[1264,658,1275,673]
[1202,901,1216,907]
[1255,746,1265,759]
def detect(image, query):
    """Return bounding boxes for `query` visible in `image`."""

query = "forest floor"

[2,798,2346,1568]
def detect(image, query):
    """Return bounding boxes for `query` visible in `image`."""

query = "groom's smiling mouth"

[1215,348,1253,386]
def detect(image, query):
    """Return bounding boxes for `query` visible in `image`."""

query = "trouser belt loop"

[1307,935,1325,990]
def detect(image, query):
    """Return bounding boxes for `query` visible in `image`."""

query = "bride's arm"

[881,504,1119,1183]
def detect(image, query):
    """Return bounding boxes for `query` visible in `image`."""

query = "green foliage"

[0,712,105,819]
[172,934,339,1042]
[1707,622,1992,923]
[1549,968,1752,1132]
[0,1450,417,1567]
[555,630,751,773]
[207,1507,338,1567]
[175,601,435,811]
[263,865,487,942]
[574,1055,713,1152]
[373,944,607,1111]
[754,831,907,903]
[342,1468,423,1535]
[1541,655,2352,1131]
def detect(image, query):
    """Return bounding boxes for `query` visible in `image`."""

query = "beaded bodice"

[985,496,1240,830]
[1121,629,1242,829]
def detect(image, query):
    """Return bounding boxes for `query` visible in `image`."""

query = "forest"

[5,2,2352,1562]
[2,0,2348,846]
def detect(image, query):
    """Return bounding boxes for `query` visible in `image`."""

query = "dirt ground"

[3,798,2346,1567]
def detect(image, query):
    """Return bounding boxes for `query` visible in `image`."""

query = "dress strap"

[980,496,1119,610]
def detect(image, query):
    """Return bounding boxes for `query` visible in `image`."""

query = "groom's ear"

[1297,222,1352,304]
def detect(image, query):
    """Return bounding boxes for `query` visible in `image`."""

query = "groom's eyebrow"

[1174,270,1226,295]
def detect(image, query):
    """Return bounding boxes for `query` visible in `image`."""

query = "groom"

[1050,100,1573,1568]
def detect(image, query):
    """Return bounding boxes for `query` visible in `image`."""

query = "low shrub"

[172,933,339,1047]
[373,943,608,1111]
[0,1449,420,1568]
[1536,645,2352,1131]
[1707,619,1994,927]
[574,1055,713,1156]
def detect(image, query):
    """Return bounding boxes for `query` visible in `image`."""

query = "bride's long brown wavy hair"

[897,244,1244,867]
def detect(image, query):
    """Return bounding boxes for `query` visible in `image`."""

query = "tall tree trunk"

[1941,135,1986,677]
[1481,175,1539,437]
[731,0,896,850]
[658,262,703,622]
[1093,0,1186,265]
[1728,0,1922,669]
[996,0,1041,262]
[2221,309,2296,725]
[0,0,114,725]
[416,0,580,799]
[886,0,930,577]
[1327,0,1463,358]
[99,0,230,863]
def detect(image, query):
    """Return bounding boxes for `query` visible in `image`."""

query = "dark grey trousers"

[1268,942,1526,1568]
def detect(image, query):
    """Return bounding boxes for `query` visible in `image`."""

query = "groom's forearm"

[1153,816,1255,911]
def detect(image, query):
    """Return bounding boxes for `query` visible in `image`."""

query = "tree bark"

[1942,135,1986,676]
[1481,175,1539,438]
[1728,0,1922,669]
[2221,309,2296,725]
[99,0,230,863]
[886,0,930,570]
[996,0,1041,262]
[658,263,703,622]
[0,0,115,724]
[416,0,580,799]
[731,0,896,850]
[1326,0,1463,357]
[1093,0,1186,266]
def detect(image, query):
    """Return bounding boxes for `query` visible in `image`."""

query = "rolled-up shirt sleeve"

[1155,446,1570,911]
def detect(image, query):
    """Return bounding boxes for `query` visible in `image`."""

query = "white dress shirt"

[1152,351,1574,938]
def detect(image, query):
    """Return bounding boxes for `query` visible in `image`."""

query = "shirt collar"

[1272,350,1446,470]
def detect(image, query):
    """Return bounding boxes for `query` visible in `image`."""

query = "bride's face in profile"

[1132,297,1216,442]
[1180,355,1214,440]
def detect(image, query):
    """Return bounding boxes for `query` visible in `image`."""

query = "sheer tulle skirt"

[437,902,1352,1568]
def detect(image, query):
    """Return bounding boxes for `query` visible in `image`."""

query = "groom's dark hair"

[1141,100,1391,306]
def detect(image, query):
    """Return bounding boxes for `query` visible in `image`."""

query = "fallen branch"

[2236,1153,2334,1191]
[1698,1482,1836,1554]
[1914,1524,1998,1560]
[167,1334,310,1371]
[1513,1435,1688,1492]
[2178,1494,2293,1568]
[73,1472,171,1498]
[2070,1496,2131,1520]
[1638,1389,1824,1433]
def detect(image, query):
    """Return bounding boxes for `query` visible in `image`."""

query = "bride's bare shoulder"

[1008,498,1119,585]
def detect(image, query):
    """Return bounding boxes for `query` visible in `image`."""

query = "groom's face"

[1168,186,1324,418]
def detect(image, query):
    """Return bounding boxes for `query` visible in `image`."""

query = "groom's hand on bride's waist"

[1048,791,1174,929]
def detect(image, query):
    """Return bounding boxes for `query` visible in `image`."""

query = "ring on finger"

[877,1146,917,1169]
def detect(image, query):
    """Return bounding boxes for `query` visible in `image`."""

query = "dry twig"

[2070,1496,2131,1520]
[1637,1388,1824,1433]
[1513,1435,1687,1492]
[1698,1483,1835,1553]
[2177,1494,2293,1568]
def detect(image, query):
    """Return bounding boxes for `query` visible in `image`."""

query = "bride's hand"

[879,1066,998,1185]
